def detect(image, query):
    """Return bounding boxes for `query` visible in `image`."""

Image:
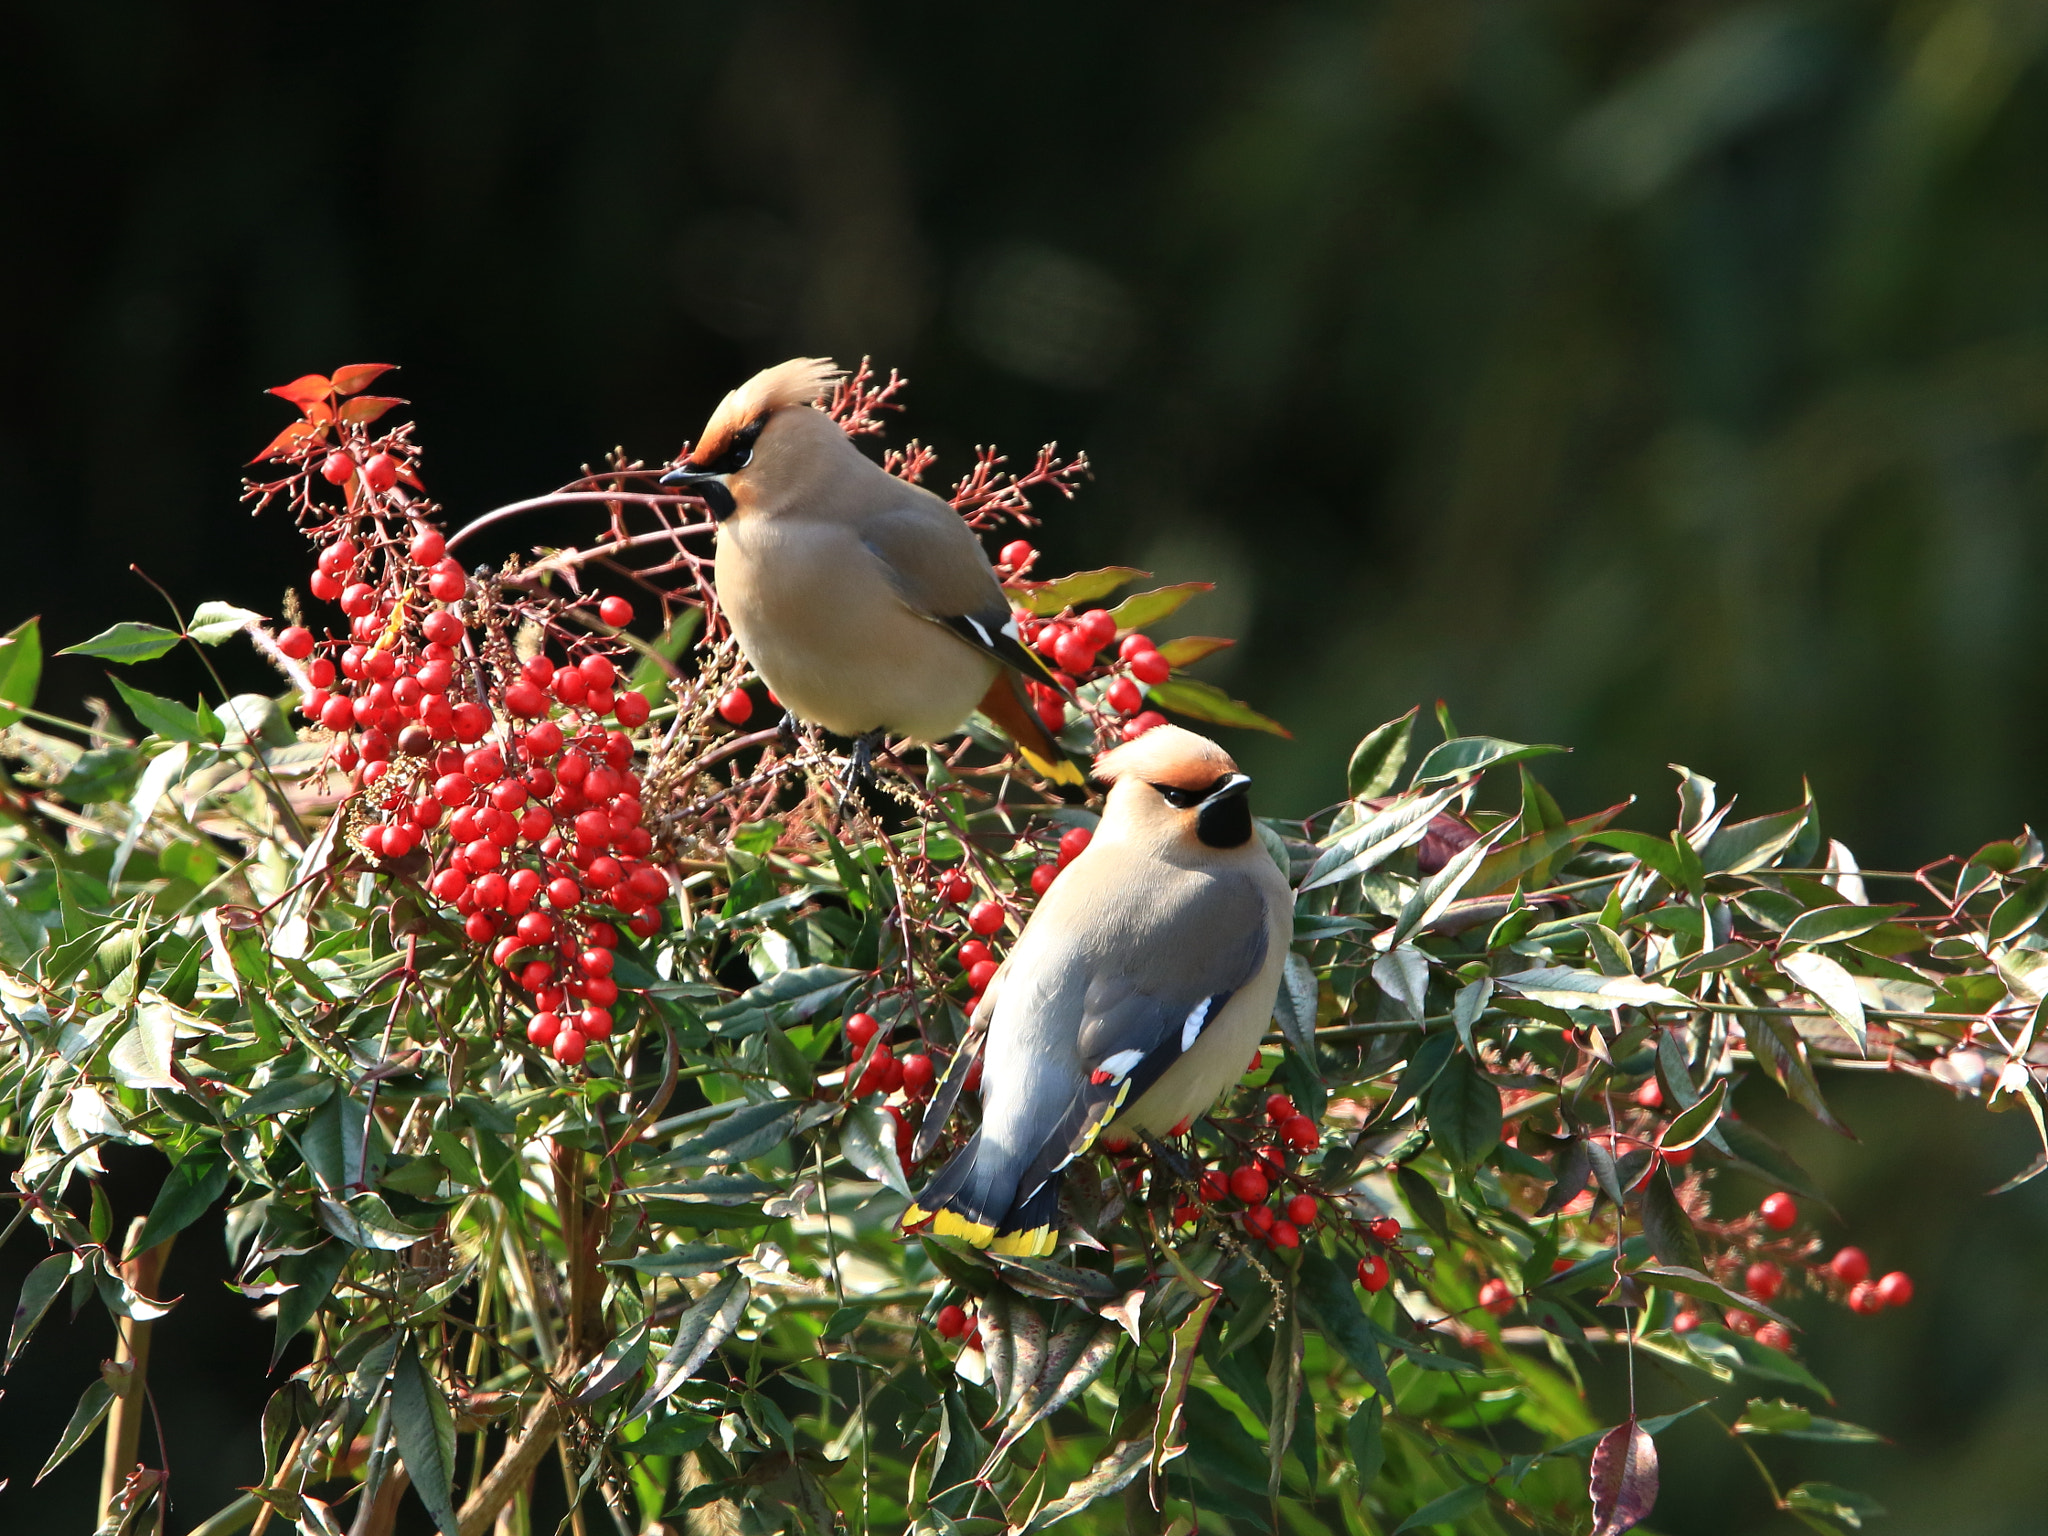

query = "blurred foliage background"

[5,1,2047,1530]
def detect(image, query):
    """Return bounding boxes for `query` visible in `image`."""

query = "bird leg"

[834,729,888,817]
[777,709,801,748]
[1136,1131,1206,1193]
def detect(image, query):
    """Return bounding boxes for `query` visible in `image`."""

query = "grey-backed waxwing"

[660,358,1083,787]
[903,725,1294,1255]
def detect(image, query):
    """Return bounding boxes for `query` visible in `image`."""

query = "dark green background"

[5,2,2046,1530]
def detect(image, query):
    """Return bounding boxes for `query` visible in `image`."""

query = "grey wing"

[857,502,1055,683]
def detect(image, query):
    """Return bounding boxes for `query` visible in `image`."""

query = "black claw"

[835,729,886,814]
[777,709,800,747]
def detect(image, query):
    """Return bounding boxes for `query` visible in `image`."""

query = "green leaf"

[1105,581,1212,631]
[1989,871,2048,944]
[1302,782,1466,890]
[128,1145,232,1258]
[1497,965,1690,1011]
[1659,1078,1726,1152]
[1396,1165,1452,1245]
[390,1341,460,1536]
[185,601,263,646]
[1410,736,1564,784]
[0,617,42,728]
[663,1099,807,1166]
[1634,1265,1791,1328]
[1777,949,1867,1054]
[608,1244,744,1276]
[1297,1248,1394,1397]
[1347,707,1420,798]
[1382,820,1512,950]
[1347,1395,1385,1491]
[1153,634,1234,668]
[112,677,222,744]
[8,1252,76,1368]
[1393,1482,1486,1532]
[1785,1483,1886,1528]
[1749,1013,1852,1136]
[109,1002,179,1089]
[1019,1437,1159,1534]
[1468,802,1630,898]
[1425,1052,1500,1170]
[630,1273,752,1416]
[271,1243,348,1367]
[1700,801,1811,875]
[841,1101,911,1196]
[1151,1277,1218,1484]
[1779,904,1911,949]
[1144,676,1289,737]
[1735,1400,1884,1443]
[59,621,181,664]
[1012,566,1149,616]
[36,1377,116,1483]
[1640,1167,1704,1269]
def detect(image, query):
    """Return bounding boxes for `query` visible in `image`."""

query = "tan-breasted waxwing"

[903,725,1293,1255]
[659,359,1083,787]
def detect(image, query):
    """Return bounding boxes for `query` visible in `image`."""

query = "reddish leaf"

[250,419,329,463]
[330,363,397,396]
[337,395,407,426]
[397,464,426,491]
[1589,1418,1657,1536]
[266,374,332,411]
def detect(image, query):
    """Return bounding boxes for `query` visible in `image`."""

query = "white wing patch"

[1099,1047,1145,1081]
[961,616,994,647]
[1001,616,1021,641]
[1182,997,1219,1052]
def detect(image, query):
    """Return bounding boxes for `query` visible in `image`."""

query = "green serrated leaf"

[0,617,42,728]
[112,677,222,744]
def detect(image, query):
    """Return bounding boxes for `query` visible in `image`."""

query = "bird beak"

[1199,773,1252,808]
[659,465,737,520]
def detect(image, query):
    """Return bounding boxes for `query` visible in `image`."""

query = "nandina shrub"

[1,364,2042,1536]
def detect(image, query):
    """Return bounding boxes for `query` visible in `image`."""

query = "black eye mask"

[1151,774,1254,848]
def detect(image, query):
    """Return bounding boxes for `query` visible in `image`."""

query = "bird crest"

[1092,724,1239,793]
[693,356,844,467]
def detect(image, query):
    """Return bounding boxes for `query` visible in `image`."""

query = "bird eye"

[692,418,766,476]
[1155,784,1200,809]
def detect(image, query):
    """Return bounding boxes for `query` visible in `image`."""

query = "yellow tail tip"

[1022,749,1085,787]
[989,1225,1058,1257]
[931,1209,998,1248]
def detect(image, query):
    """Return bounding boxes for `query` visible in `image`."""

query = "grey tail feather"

[910,1129,1016,1233]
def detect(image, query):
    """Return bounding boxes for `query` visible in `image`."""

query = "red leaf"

[338,395,407,426]
[330,363,397,397]
[249,418,329,463]
[266,374,332,412]
[396,464,426,491]
[1589,1418,1657,1536]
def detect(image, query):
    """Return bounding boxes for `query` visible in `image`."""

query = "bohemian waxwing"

[903,725,1294,1255]
[660,358,1083,786]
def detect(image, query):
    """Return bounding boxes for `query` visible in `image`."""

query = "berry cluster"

[933,1301,984,1351]
[1169,1092,1327,1253]
[278,439,667,1070]
[1001,543,1174,745]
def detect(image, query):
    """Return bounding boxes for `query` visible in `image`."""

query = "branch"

[445,491,708,551]
[457,1386,568,1536]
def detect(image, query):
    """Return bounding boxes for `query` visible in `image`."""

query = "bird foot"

[834,730,886,817]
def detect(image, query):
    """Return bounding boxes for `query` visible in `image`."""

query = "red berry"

[553,667,588,706]
[1551,1257,1575,1273]
[338,582,375,618]
[1266,1092,1296,1124]
[1245,1204,1276,1236]
[1057,826,1092,865]
[1117,633,1153,661]
[935,870,972,904]
[504,681,547,718]
[958,939,993,970]
[845,1013,879,1050]
[1828,1247,1870,1286]
[451,703,491,742]
[464,912,498,943]
[579,1008,613,1041]
[967,901,1005,936]
[1283,1114,1319,1151]
[552,1028,587,1065]
[429,868,468,902]
[964,1057,983,1094]
[967,959,999,993]
[997,539,1035,572]
[613,690,650,727]
[1053,630,1099,675]
[716,688,753,726]
[901,1053,935,1096]
[1255,1146,1286,1181]
[1029,863,1058,896]
[1198,1170,1228,1203]
[1285,1193,1317,1227]
[1357,1254,1391,1292]
[1127,650,1170,685]
[320,695,356,732]
[427,560,467,603]
[1745,1261,1783,1302]
[1268,1220,1301,1250]
[1755,1322,1794,1352]
[1759,1193,1798,1231]
[422,609,464,646]
[1228,1166,1268,1204]
[320,450,353,484]
[1478,1279,1515,1318]
[546,877,581,910]
[1121,710,1167,739]
[1672,1309,1701,1333]
[1369,1217,1401,1245]
[277,625,315,660]
[1725,1308,1760,1335]
[1075,608,1118,649]
[1105,677,1143,715]
[581,654,617,690]
[1849,1281,1883,1315]
[1635,1079,1663,1109]
[527,1011,562,1047]
[308,570,343,602]
[1875,1271,1913,1308]
[935,1303,968,1340]
[409,528,445,566]
[363,453,400,492]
